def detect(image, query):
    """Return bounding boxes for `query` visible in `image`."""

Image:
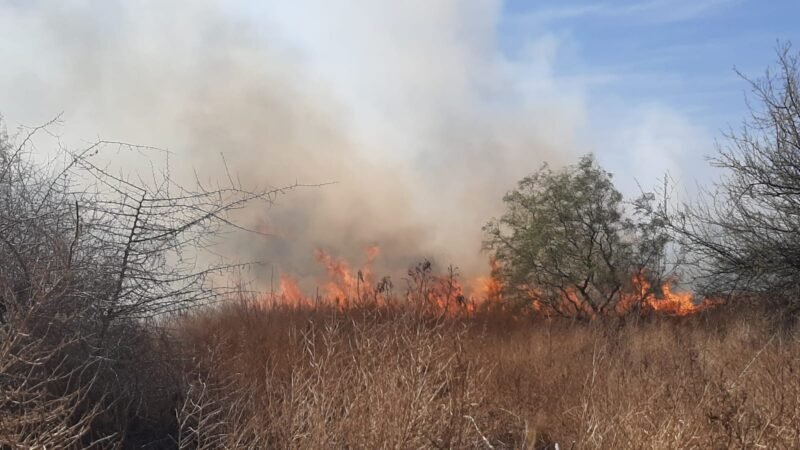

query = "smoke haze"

[0,1,586,287]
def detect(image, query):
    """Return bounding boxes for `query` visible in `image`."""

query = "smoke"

[0,0,585,288]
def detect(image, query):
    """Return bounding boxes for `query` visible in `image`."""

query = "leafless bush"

[665,43,800,316]
[0,116,297,446]
[0,313,105,448]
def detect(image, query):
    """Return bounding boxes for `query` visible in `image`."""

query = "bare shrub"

[0,315,104,448]
[0,117,295,446]
[666,43,800,317]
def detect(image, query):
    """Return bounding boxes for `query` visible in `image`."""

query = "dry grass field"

[172,301,800,449]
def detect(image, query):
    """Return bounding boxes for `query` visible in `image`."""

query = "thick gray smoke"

[0,1,585,288]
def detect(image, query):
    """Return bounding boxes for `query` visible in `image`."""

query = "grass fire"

[270,247,716,319]
[3,2,800,449]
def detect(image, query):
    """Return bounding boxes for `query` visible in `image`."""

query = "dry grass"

[176,304,485,448]
[3,292,797,448]
[472,311,800,449]
[171,302,800,449]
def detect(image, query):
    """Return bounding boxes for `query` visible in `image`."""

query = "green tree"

[483,154,665,319]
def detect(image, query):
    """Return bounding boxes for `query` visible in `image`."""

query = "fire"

[427,274,466,315]
[273,246,382,309]
[470,257,503,302]
[269,247,720,318]
[279,274,305,306]
[467,263,719,318]
[403,260,471,315]
[314,249,357,303]
[645,282,697,316]
[618,272,724,316]
[270,247,475,314]
[624,274,718,317]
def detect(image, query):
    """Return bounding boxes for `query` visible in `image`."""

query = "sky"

[503,0,799,118]
[0,0,797,282]
[500,0,800,193]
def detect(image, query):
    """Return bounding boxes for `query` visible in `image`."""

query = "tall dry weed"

[175,302,800,449]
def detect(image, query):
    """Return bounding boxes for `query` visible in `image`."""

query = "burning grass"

[269,247,721,319]
[167,297,800,449]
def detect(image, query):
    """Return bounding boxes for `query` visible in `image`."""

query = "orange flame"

[270,249,720,318]
[618,273,720,317]
[645,282,697,316]
[428,274,466,315]
[272,246,380,309]
[279,273,306,306]
[471,257,503,302]
[466,263,719,318]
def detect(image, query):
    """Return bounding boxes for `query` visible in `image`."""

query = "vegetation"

[482,154,668,319]
[173,301,800,449]
[0,119,290,446]
[1,46,800,448]
[666,43,800,318]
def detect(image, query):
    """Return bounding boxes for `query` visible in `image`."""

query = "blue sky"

[501,0,800,128]
[488,0,800,196]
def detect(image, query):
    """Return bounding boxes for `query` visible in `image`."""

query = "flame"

[466,263,719,318]
[645,282,697,316]
[272,246,380,309]
[314,249,356,303]
[471,257,503,303]
[269,248,720,318]
[426,273,466,315]
[618,273,720,317]
[279,273,306,306]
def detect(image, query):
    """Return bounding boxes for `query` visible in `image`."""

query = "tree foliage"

[484,154,667,318]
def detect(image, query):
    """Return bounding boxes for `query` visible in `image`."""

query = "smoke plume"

[0,1,585,289]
